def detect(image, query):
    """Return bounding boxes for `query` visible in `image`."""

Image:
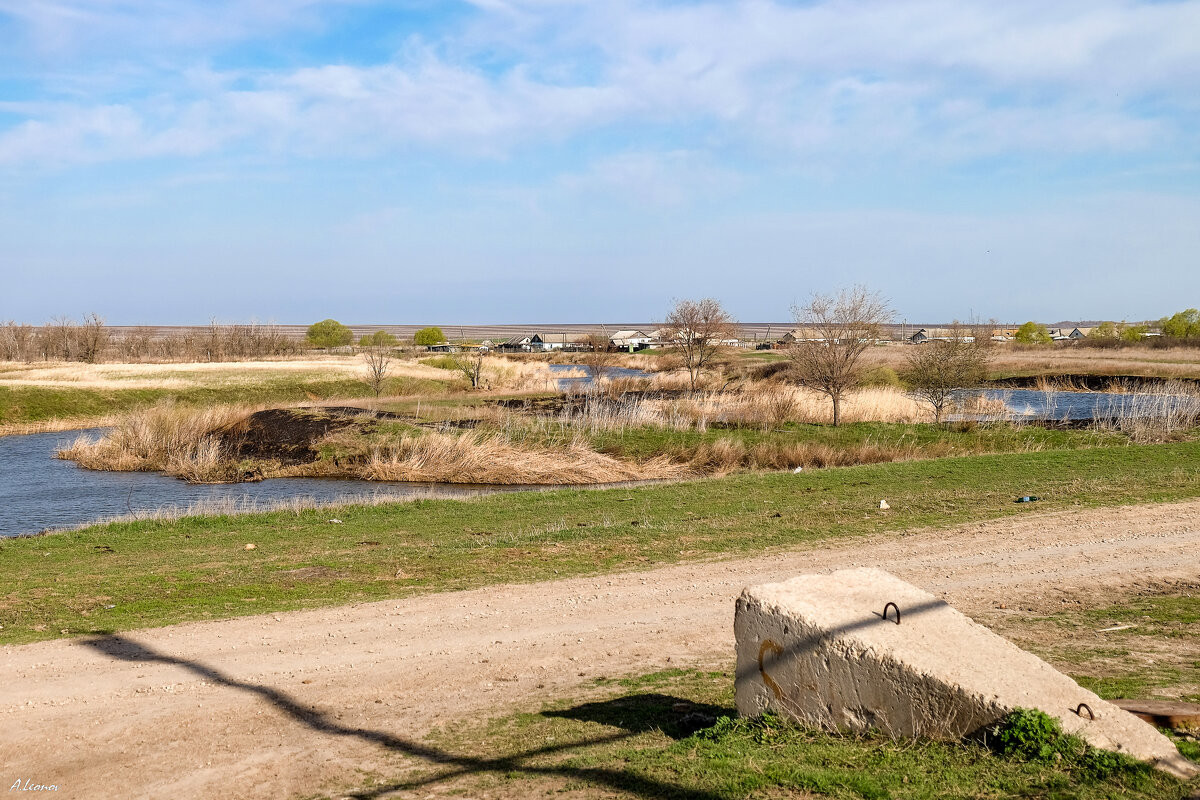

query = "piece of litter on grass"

[244,543,256,550]
[328,519,343,524]
[879,499,890,510]
[1097,624,1137,633]
[1015,496,1040,503]
[793,466,803,474]
[103,605,115,610]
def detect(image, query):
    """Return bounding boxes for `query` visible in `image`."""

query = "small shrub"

[991,708,1068,761]
[989,708,1155,787]
[420,355,461,371]
[694,712,784,745]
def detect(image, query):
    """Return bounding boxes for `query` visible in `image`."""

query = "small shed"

[610,329,652,350]
[500,335,533,352]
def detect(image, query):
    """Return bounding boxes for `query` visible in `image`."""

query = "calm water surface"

[550,364,649,389]
[0,429,520,538]
[4,385,1184,536]
[978,389,1195,421]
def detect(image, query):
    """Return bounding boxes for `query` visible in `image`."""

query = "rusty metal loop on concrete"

[1075,703,1095,721]
[758,639,784,701]
[882,602,901,625]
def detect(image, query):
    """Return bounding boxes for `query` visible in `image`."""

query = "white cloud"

[1,1,1197,167]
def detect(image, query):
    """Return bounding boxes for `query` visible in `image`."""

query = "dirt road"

[3,500,1200,799]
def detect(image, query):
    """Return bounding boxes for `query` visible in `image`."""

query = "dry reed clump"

[1093,380,1200,442]
[680,437,936,475]
[59,403,252,482]
[360,430,682,485]
[472,357,584,392]
[561,385,930,434]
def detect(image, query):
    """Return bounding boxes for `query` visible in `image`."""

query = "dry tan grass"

[479,357,584,392]
[859,343,1200,379]
[0,356,451,389]
[59,401,684,485]
[59,404,252,482]
[359,431,682,484]
[1092,380,1200,442]
[0,416,122,436]
[681,437,936,475]
[565,384,931,433]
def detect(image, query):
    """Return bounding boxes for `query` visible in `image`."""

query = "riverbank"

[0,355,573,434]
[6,440,1200,645]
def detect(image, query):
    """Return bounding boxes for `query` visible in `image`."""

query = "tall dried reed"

[557,384,930,434]
[1092,381,1200,441]
[360,430,681,484]
[59,403,251,482]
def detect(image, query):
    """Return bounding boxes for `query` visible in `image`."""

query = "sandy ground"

[3,500,1200,799]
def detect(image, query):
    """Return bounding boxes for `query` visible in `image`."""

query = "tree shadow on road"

[81,634,728,799]
[545,692,733,739]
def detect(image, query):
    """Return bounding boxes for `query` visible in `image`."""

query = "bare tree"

[662,298,738,391]
[43,316,77,361]
[578,333,617,382]
[361,344,393,397]
[452,349,486,389]
[0,321,34,362]
[787,285,891,426]
[76,313,108,364]
[902,321,993,423]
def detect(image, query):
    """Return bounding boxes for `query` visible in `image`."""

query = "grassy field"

[0,355,581,433]
[339,598,1199,800]
[324,592,1200,800]
[5,440,1200,646]
[852,344,1200,382]
[996,595,1200,706]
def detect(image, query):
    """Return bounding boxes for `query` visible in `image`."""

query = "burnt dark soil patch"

[214,408,385,464]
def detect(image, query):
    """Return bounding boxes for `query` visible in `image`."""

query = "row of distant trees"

[1012,309,1200,345]
[305,319,446,350]
[0,316,301,363]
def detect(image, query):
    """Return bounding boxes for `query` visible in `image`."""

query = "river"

[0,429,525,538]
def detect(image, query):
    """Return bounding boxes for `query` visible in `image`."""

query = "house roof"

[535,332,590,344]
[610,329,650,340]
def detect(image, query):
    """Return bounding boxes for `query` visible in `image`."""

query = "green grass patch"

[591,420,1127,463]
[0,376,451,426]
[1002,593,1200,704]
[4,440,1200,645]
[342,669,1193,800]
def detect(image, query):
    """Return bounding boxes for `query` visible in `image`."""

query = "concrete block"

[734,568,1197,779]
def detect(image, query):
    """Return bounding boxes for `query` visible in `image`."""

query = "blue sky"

[2,0,1199,325]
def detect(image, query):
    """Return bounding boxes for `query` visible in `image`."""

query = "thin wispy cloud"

[3,1,1197,166]
[2,1,1198,321]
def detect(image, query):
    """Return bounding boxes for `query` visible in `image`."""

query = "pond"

[549,363,650,389]
[976,389,1199,422]
[0,429,535,538]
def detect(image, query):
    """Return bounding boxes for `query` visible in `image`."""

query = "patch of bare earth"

[2,501,1199,799]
